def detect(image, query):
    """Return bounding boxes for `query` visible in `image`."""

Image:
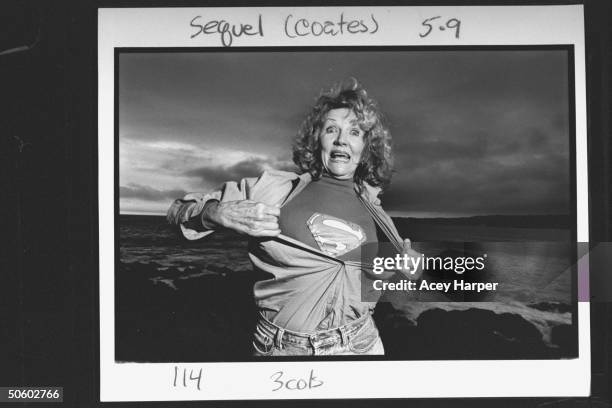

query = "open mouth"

[330,151,351,161]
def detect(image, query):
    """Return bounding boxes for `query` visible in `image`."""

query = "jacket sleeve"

[166,177,259,240]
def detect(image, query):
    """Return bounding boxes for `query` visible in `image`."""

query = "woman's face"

[319,108,366,180]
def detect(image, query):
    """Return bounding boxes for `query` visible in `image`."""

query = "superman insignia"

[306,213,366,257]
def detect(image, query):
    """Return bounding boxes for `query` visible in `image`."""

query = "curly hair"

[292,78,394,192]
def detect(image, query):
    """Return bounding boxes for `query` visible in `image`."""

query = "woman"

[167,79,421,356]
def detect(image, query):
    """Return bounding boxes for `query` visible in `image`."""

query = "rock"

[551,324,575,352]
[375,306,561,359]
[528,302,573,314]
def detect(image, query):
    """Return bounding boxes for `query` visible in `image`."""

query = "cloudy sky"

[118,49,570,217]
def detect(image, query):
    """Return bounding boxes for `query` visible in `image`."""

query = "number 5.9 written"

[419,16,461,39]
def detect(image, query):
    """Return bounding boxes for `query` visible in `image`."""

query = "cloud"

[119,50,571,216]
[384,152,570,215]
[120,183,188,201]
[185,157,297,186]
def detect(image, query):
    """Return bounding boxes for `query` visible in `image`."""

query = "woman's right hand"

[204,200,281,237]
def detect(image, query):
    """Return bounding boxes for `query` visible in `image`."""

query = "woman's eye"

[350,129,361,136]
[326,126,338,133]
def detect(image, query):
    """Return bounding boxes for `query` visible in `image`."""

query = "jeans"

[252,312,385,356]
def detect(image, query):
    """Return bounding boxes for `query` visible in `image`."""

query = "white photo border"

[99,5,590,401]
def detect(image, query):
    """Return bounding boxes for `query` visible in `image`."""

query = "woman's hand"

[204,200,281,237]
[398,238,423,280]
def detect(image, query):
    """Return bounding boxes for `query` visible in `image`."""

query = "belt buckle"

[308,334,319,348]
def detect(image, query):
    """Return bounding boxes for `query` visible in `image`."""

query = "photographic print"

[117,47,576,362]
[99,5,590,400]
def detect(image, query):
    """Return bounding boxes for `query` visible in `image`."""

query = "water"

[118,214,575,355]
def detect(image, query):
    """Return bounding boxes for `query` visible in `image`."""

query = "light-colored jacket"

[167,170,403,331]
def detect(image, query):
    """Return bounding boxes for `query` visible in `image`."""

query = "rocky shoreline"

[116,261,576,362]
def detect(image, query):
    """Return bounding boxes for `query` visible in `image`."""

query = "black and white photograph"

[98,5,591,400]
[116,47,577,362]
[8,1,612,406]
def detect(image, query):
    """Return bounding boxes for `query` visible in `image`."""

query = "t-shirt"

[279,175,378,262]
[173,170,400,334]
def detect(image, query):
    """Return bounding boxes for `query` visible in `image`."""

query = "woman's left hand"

[399,238,423,281]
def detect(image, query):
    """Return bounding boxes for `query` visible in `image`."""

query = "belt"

[256,312,372,350]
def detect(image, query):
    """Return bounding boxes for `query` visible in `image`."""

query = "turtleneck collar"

[320,173,355,190]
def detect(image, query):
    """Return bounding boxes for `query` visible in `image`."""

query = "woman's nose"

[333,130,348,145]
